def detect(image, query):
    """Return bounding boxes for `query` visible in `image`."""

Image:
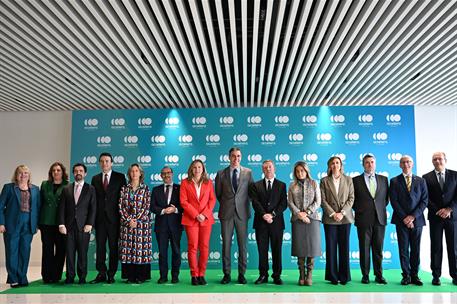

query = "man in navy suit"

[151,166,182,284]
[390,155,428,286]
[249,160,287,285]
[90,152,126,284]
[422,152,457,286]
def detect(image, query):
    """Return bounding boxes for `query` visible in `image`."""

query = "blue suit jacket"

[0,183,41,234]
[390,174,428,227]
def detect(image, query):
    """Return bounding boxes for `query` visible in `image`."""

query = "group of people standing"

[0,149,456,288]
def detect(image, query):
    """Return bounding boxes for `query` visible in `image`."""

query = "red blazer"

[180,178,216,227]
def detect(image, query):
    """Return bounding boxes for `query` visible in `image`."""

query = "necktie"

[369,175,376,198]
[406,175,412,192]
[74,183,81,204]
[267,180,272,192]
[232,168,238,192]
[438,172,444,190]
[165,184,170,204]
[103,173,109,191]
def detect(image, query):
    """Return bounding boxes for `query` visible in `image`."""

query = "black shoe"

[340,281,347,285]
[157,277,168,284]
[171,277,179,284]
[401,276,411,285]
[361,275,369,284]
[65,278,75,284]
[375,276,387,284]
[90,274,106,284]
[237,274,247,284]
[10,283,20,288]
[452,278,457,285]
[191,277,199,285]
[198,276,207,285]
[330,280,338,285]
[221,274,231,284]
[255,275,268,284]
[432,277,441,286]
[273,278,283,285]
[78,278,86,285]
[411,276,423,286]
[107,276,115,284]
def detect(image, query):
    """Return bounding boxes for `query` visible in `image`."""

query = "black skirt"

[121,263,151,282]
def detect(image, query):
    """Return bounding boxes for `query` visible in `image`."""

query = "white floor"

[1,266,456,304]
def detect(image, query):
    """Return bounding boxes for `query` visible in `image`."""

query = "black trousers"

[430,219,457,279]
[65,225,90,280]
[95,220,119,277]
[356,224,385,278]
[156,229,182,279]
[40,225,66,282]
[255,225,283,278]
[396,224,422,277]
[324,224,351,283]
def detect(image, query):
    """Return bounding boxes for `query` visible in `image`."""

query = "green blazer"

[39,180,68,225]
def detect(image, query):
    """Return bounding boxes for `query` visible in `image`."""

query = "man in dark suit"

[422,152,457,286]
[249,160,287,285]
[90,152,126,284]
[215,147,254,284]
[390,155,428,286]
[353,154,389,284]
[58,163,96,284]
[151,166,183,284]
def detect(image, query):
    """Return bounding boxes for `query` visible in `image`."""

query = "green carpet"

[2,269,455,294]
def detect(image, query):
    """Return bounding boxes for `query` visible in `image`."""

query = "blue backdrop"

[71,106,416,270]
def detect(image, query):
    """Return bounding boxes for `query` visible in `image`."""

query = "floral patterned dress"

[118,183,152,281]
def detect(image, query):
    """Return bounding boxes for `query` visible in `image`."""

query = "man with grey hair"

[390,155,428,286]
[422,152,457,286]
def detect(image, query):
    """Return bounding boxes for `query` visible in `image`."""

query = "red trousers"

[184,225,212,277]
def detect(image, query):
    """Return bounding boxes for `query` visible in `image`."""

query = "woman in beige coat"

[320,156,354,285]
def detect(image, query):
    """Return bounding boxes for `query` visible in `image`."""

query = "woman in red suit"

[180,159,216,286]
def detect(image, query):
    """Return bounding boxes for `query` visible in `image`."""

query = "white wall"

[0,111,72,266]
[0,107,456,276]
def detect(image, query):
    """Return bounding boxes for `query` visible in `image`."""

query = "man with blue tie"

[390,155,428,286]
[215,147,254,284]
[422,152,457,286]
[151,166,182,284]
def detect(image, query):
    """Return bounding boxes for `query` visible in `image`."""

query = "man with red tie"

[90,153,126,284]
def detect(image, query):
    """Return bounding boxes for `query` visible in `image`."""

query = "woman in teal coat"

[39,162,68,283]
[0,165,41,288]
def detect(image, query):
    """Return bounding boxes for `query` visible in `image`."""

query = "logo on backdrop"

[387,152,402,165]
[386,114,401,126]
[219,154,230,165]
[124,135,138,147]
[84,118,99,130]
[192,116,207,128]
[165,117,180,129]
[373,132,388,145]
[192,155,207,162]
[110,118,125,129]
[303,153,318,166]
[151,135,166,147]
[206,134,221,146]
[137,117,152,128]
[261,133,276,145]
[137,155,152,167]
[219,116,234,127]
[302,115,317,127]
[247,116,262,127]
[275,153,290,166]
[344,132,360,144]
[316,133,332,145]
[83,156,97,167]
[358,114,373,126]
[247,154,263,166]
[164,155,179,166]
[288,133,304,145]
[178,135,193,147]
[113,155,125,167]
[96,136,111,147]
[330,114,345,126]
[233,134,248,145]
[274,115,289,127]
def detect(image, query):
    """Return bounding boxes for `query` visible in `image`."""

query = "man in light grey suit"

[215,147,254,284]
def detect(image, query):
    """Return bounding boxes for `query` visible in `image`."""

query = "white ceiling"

[1,0,457,111]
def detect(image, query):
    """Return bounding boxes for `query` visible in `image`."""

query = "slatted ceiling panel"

[1,0,457,112]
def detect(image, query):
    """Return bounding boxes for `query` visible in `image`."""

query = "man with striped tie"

[389,155,428,286]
